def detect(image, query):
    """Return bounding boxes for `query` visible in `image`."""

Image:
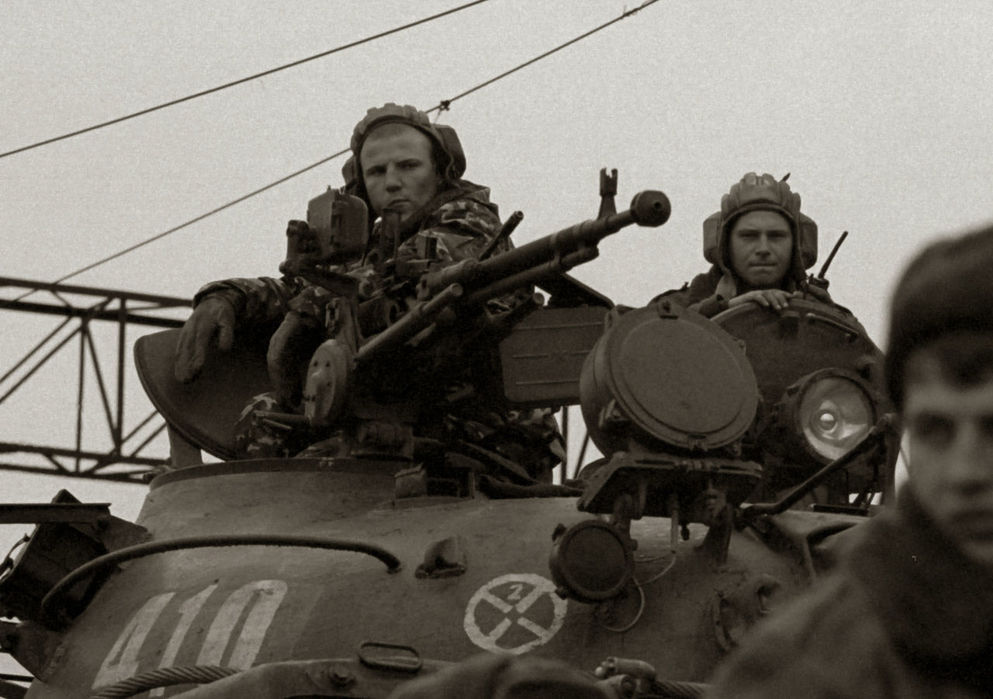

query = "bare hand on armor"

[173,295,236,383]
[729,289,795,312]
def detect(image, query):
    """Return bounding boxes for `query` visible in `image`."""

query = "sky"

[1,0,993,659]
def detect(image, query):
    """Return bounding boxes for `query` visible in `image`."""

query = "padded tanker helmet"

[703,172,818,275]
[341,103,467,202]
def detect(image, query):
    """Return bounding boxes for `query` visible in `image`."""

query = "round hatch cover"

[581,302,758,451]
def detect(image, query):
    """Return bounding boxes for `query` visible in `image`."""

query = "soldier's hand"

[173,295,237,383]
[729,289,795,312]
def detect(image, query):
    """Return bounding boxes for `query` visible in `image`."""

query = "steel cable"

[89,665,238,699]
[0,1,490,160]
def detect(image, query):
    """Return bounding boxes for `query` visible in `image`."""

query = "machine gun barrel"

[359,190,670,366]
[418,190,671,298]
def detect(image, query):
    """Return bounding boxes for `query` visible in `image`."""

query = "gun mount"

[297,191,670,442]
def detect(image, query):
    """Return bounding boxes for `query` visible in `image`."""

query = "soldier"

[174,103,503,387]
[657,172,844,317]
[705,224,993,698]
[173,103,562,474]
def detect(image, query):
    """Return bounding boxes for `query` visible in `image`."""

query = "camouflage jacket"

[706,490,993,699]
[193,179,504,326]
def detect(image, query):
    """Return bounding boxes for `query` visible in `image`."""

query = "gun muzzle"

[628,190,671,227]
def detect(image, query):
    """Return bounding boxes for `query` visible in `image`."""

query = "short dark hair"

[886,224,993,408]
[903,331,993,396]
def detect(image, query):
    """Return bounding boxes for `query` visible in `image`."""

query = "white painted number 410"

[92,580,288,690]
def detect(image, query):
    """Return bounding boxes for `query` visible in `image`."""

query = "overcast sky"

[2,0,992,623]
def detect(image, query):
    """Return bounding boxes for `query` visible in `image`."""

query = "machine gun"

[296,189,671,435]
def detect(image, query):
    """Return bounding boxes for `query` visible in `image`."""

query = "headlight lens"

[798,375,874,461]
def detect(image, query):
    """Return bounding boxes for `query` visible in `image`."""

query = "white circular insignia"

[463,573,568,654]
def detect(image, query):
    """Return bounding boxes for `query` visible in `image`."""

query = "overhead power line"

[27,150,348,294]
[427,0,660,114]
[32,0,661,294]
[0,0,489,161]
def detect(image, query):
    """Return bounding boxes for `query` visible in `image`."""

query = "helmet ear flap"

[341,155,368,205]
[341,155,358,191]
[798,212,818,270]
[703,211,721,265]
[433,124,466,180]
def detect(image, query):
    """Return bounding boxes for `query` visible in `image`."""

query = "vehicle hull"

[25,458,838,697]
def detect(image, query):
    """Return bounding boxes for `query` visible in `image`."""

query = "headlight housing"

[789,369,876,463]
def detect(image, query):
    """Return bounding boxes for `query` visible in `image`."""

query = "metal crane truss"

[0,277,189,482]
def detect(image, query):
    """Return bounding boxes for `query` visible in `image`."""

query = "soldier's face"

[360,124,440,218]
[728,211,793,289]
[904,352,993,568]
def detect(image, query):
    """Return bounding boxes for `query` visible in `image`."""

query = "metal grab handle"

[40,534,402,627]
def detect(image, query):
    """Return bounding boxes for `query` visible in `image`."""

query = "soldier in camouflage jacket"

[174,104,562,477]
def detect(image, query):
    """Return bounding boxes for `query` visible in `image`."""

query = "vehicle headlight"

[795,371,875,462]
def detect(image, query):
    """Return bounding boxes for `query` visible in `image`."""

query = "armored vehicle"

[0,181,897,698]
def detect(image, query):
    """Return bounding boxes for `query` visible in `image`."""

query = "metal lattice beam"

[0,276,190,482]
